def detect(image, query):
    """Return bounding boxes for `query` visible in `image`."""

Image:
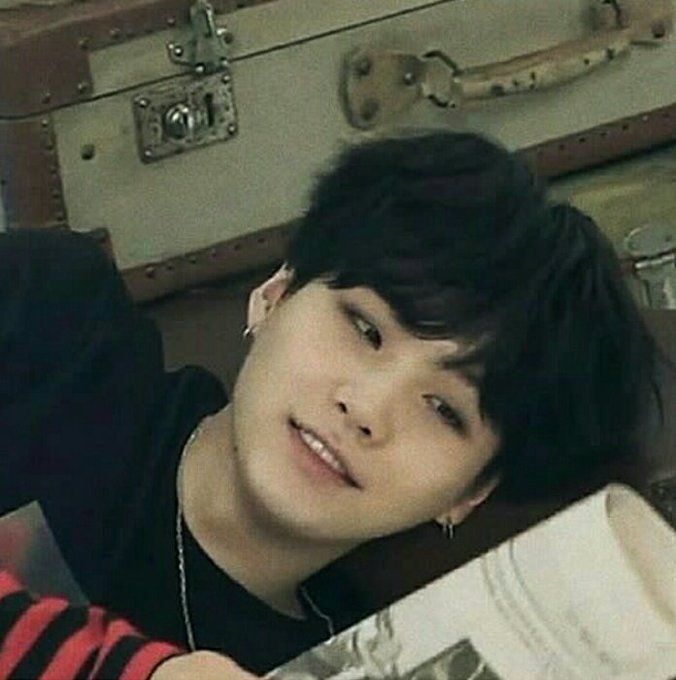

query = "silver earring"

[440,518,454,540]
[242,325,254,340]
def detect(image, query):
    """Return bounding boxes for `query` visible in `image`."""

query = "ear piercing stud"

[439,518,454,540]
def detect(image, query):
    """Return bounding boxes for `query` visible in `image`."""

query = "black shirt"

[0,229,344,674]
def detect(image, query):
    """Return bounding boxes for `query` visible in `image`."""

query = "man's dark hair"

[285,131,660,501]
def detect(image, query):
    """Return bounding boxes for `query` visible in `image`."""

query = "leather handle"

[450,31,631,102]
[341,0,673,130]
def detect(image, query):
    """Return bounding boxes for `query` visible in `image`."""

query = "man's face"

[230,280,500,548]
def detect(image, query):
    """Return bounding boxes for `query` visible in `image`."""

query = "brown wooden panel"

[0,116,67,228]
[121,221,295,302]
[524,102,676,178]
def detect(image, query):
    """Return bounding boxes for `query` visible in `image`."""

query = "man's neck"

[180,406,351,618]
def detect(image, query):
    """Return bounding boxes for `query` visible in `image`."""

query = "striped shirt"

[0,571,182,680]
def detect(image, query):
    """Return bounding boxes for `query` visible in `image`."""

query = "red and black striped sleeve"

[0,571,183,680]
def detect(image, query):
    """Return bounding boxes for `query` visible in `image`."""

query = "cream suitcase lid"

[1,0,675,301]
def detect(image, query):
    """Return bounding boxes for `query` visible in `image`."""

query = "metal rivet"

[354,55,372,77]
[78,37,90,50]
[652,22,666,39]
[360,99,379,121]
[227,123,237,134]
[145,266,156,278]
[136,97,149,108]
[173,45,184,57]
[403,71,417,86]
[195,64,206,75]
[77,81,90,94]
[42,92,52,104]
[80,144,96,160]
[222,73,231,84]
[110,28,121,39]
[167,16,176,27]
[143,149,153,159]
[40,118,50,128]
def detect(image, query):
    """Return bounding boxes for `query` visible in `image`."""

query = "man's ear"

[246,264,294,330]
[436,475,500,528]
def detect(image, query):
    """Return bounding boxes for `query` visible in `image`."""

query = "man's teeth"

[298,428,347,476]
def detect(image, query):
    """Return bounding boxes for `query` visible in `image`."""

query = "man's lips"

[289,417,361,488]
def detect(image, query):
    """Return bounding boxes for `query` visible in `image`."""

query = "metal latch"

[166,0,233,76]
[132,0,237,163]
[625,224,676,309]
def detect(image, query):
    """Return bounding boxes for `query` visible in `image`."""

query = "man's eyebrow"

[434,355,481,389]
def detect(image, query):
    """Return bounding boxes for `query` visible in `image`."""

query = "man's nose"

[335,399,373,438]
[334,377,395,444]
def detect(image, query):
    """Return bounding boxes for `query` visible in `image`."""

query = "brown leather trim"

[0,116,68,229]
[524,102,676,179]
[0,0,276,118]
[122,221,295,302]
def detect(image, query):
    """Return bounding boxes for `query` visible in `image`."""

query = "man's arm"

[0,229,164,521]
[0,571,258,680]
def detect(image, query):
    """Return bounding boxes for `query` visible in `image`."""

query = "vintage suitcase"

[1,0,675,303]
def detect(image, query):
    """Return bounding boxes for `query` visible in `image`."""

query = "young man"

[0,132,659,677]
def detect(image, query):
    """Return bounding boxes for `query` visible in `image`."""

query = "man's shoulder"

[1,228,114,288]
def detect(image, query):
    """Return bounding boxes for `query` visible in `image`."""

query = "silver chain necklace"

[175,423,335,651]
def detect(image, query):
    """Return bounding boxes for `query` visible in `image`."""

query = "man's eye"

[425,395,465,432]
[346,307,382,348]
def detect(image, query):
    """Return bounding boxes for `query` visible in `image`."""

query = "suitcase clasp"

[166,0,232,76]
[625,224,676,310]
[131,0,238,162]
